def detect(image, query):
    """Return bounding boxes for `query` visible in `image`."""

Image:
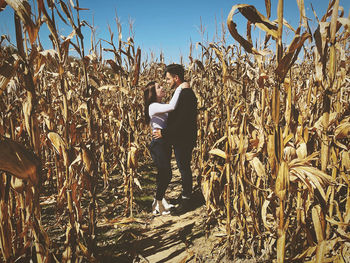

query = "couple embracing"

[143,64,197,216]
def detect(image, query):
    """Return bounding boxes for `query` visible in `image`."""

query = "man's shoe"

[172,198,191,216]
[172,194,191,205]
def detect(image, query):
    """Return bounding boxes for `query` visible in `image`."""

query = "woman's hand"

[152,129,162,139]
[181,82,190,89]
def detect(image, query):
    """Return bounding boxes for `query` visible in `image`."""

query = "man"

[153,64,198,214]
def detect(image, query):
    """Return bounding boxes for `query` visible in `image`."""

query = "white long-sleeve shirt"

[149,84,183,132]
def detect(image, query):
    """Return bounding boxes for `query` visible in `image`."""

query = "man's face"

[165,72,177,89]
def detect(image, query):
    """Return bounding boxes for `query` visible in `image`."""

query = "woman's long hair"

[143,81,157,124]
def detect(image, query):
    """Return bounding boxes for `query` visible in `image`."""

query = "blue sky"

[0,0,349,65]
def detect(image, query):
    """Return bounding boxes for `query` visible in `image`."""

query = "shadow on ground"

[95,185,206,262]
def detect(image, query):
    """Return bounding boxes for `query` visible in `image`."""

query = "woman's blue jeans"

[149,138,172,200]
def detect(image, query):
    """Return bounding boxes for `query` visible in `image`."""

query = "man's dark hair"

[165,64,185,82]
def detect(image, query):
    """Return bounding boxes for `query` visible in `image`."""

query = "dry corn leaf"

[267,134,276,176]
[134,177,142,190]
[212,136,227,149]
[10,175,25,192]
[210,44,228,83]
[275,161,289,200]
[261,192,274,231]
[194,59,204,71]
[312,205,324,242]
[127,146,138,169]
[0,138,40,185]
[276,28,311,82]
[315,240,326,263]
[59,0,78,34]
[47,132,71,167]
[5,0,38,44]
[328,0,339,83]
[40,112,52,131]
[283,133,294,147]
[296,142,307,159]
[289,151,318,166]
[47,132,67,155]
[284,146,297,162]
[98,85,129,95]
[0,56,20,96]
[229,4,278,38]
[296,0,308,30]
[61,29,77,64]
[106,59,126,76]
[0,208,12,260]
[335,117,350,139]
[22,96,32,137]
[62,242,72,261]
[39,49,59,58]
[38,0,59,47]
[290,165,333,200]
[0,0,7,11]
[325,217,349,227]
[227,5,265,55]
[77,241,96,262]
[132,47,141,86]
[209,148,227,159]
[264,0,271,19]
[277,226,286,263]
[312,112,338,135]
[250,157,266,178]
[341,151,350,170]
[285,77,292,128]
[292,245,317,260]
[201,175,211,204]
[337,17,350,32]
[82,145,95,174]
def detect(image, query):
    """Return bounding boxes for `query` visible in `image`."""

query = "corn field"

[0,0,349,262]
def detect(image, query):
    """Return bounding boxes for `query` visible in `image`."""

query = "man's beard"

[172,82,178,89]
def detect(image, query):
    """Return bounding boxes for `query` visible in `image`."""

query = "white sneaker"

[152,199,158,215]
[162,198,174,210]
[152,199,170,215]
[157,200,170,215]
[152,198,174,215]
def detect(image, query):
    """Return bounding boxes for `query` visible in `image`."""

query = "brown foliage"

[0,0,349,262]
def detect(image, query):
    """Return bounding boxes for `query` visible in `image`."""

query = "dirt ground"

[93,160,221,262]
[40,159,256,262]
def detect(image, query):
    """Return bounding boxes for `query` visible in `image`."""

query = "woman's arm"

[148,82,187,116]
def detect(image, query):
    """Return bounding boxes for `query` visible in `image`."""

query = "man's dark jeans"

[149,138,172,200]
[173,142,194,199]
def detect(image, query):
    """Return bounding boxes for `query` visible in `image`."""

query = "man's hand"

[152,129,162,139]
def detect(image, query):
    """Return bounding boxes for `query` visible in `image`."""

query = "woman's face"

[155,83,165,101]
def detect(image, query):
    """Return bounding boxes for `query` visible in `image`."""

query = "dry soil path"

[131,162,214,262]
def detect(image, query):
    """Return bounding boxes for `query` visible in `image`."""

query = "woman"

[143,81,188,215]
